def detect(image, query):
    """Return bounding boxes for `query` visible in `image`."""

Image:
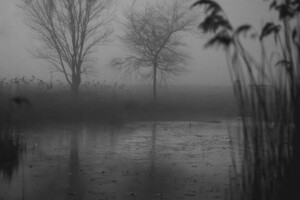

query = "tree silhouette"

[111,0,194,115]
[20,0,114,93]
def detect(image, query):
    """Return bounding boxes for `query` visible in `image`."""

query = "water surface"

[0,121,232,200]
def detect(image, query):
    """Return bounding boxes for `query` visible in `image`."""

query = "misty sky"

[0,0,273,86]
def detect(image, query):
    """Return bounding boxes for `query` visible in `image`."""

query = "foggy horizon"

[0,0,272,87]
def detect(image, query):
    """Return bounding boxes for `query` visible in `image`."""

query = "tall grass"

[192,0,300,199]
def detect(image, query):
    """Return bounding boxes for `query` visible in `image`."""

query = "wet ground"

[0,121,234,200]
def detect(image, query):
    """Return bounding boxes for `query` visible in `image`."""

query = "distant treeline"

[0,76,237,126]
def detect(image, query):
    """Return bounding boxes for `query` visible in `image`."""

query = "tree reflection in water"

[67,128,82,200]
[149,122,157,195]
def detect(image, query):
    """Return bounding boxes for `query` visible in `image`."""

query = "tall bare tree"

[20,0,114,92]
[111,0,194,111]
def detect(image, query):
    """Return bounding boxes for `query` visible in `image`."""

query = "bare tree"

[20,0,114,93]
[111,0,194,110]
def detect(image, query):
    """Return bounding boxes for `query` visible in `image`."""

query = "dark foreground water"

[0,121,233,200]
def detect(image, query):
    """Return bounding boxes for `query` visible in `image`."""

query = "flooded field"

[0,121,235,200]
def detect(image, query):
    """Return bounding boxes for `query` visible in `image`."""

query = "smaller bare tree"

[20,0,114,93]
[111,0,194,111]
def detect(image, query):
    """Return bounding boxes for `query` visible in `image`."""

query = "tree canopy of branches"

[192,0,300,199]
[20,0,114,93]
[111,0,194,109]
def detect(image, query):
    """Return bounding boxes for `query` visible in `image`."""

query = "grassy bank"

[0,77,237,126]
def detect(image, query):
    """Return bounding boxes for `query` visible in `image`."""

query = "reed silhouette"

[192,0,300,199]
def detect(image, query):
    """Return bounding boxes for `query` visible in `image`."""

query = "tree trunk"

[71,82,80,93]
[71,72,81,93]
[152,65,157,120]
